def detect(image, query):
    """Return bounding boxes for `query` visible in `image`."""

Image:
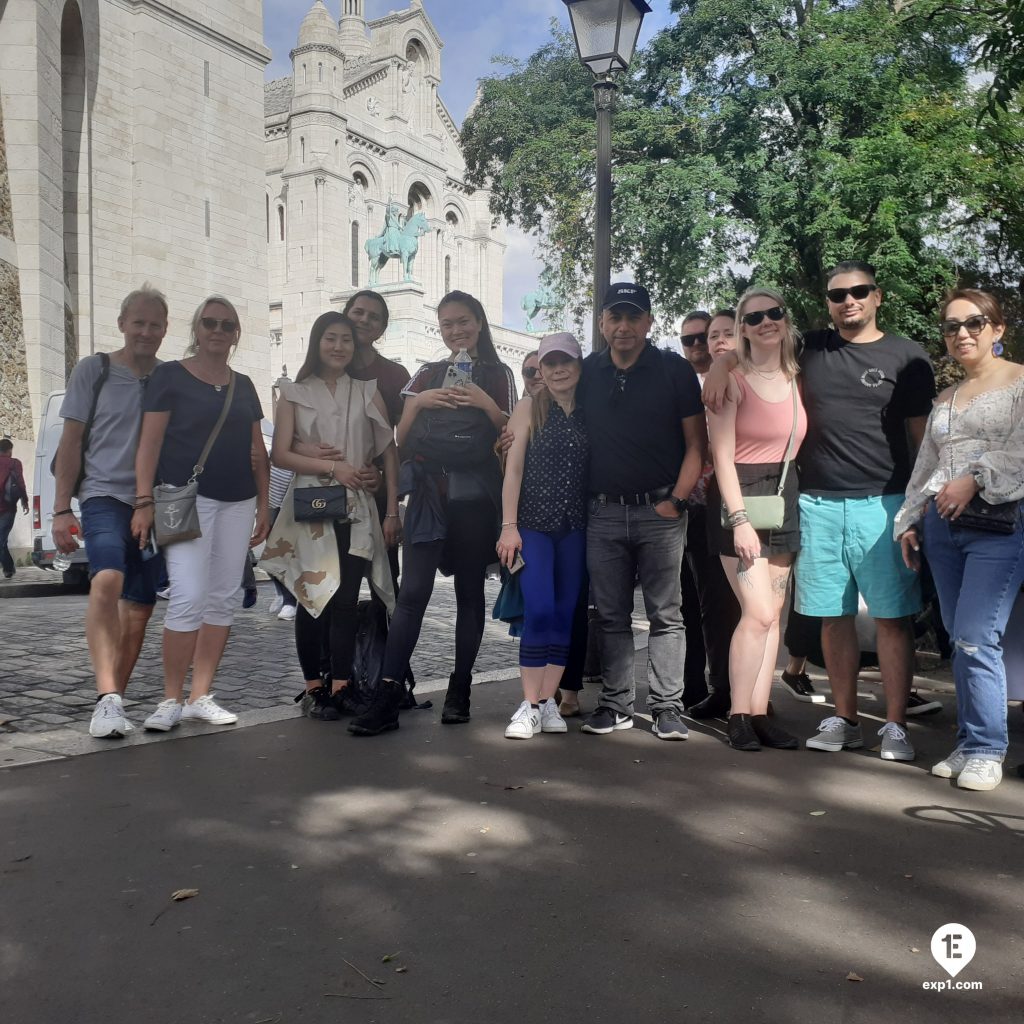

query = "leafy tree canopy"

[462,0,1024,353]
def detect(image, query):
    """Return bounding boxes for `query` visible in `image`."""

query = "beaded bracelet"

[726,509,750,528]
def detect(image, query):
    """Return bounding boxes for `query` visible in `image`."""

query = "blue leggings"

[519,526,587,668]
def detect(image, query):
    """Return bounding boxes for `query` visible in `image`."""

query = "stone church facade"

[0,0,271,432]
[266,0,531,378]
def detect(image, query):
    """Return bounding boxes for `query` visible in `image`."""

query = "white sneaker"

[144,699,182,732]
[89,693,130,739]
[181,694,238,725]
[504,700,540,740]
[540,699,567,734]
[278,604,297,621]
[931,748,970,779]
[956,758,1003,792]
[268,595,284,616]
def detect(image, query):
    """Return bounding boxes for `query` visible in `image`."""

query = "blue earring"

[993,338,1004,357]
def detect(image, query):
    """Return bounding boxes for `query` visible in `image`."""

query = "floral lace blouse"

[894,375,1024,537]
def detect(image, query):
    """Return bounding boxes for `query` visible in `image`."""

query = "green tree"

[462,1,1024,351]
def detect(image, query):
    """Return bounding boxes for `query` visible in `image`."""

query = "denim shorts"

[795,493,921,618]
[80,496,165,606]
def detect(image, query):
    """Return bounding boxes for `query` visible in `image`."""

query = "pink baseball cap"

[538,332,582,362]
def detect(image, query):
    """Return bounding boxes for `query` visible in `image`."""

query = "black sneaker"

[727,713,761,751]
[751,714,799,749]
[348,678,404,736]
[307,686,340,721]
[652,708,689,741]
[780,670,825,703]
[906,692,942,716]
[687,689,731,719]
[580,706,634,735]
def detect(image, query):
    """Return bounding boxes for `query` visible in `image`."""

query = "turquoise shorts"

[795,493,921,619]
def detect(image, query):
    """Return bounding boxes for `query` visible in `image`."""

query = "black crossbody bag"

[293,378,352,523]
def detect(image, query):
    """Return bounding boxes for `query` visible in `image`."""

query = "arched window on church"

[278,205,285,242]
[266,194,270,242]
[333,66,338,88]
[351,222,360,287]
[302,64,307,85]
[335,139,340,165]
[300,137,306,163]
[318,63,323,83]
[445,255,451,294]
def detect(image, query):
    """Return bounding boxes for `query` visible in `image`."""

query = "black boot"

[688,689,731,719]
[751,715,798,749]
[441,672,472,724]
[348,678,404,736]
[727,713,761,751]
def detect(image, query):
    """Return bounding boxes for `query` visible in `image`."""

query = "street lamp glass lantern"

[561,0,652,76]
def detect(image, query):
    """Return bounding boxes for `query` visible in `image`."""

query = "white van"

[32,392,274,584]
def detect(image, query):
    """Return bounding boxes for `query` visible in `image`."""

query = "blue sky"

[263,1,675,332]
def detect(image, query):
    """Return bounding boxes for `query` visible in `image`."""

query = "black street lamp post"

[561,0,651,350]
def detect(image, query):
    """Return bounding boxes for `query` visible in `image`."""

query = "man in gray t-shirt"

[52,287,169,739]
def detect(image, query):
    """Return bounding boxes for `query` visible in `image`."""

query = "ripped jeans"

[922,501,1024,758]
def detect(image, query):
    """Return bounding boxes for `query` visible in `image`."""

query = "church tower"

[339,0,371,56]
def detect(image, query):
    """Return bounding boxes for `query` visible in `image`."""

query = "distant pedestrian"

[51,285,169,738]
[0,438,28,579]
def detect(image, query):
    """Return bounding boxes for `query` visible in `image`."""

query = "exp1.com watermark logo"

[922,924,983,992]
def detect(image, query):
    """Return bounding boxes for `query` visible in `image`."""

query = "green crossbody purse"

[721,381,798,531]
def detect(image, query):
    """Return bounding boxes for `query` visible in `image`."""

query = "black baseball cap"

[601,282,651,313]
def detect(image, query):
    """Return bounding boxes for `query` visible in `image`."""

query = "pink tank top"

[732,371,807,464]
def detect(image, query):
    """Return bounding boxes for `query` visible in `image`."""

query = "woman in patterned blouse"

[896,289,1024,791]
[498,333,590,740]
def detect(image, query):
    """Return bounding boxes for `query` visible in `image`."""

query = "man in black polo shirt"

[580,283,707,739]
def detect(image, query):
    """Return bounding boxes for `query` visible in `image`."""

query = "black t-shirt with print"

[797,329,935,497]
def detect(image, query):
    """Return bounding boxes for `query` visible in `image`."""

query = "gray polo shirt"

[59,354,155,507]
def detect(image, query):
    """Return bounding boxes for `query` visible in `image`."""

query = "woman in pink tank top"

[706,287,807,752]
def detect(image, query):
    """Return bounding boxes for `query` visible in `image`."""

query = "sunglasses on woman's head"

[939,315,991,339]
[522,366,540,379]
[741,306,786,327]
[826,284,877,303]
[200,317,239,333]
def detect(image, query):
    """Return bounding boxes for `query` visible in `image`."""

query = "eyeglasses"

[680,332,708,348]
[939,315,991,339]
[826,284,877,303]
[522,367,540,380]
[741,306,786,327]
[200,317,239,333]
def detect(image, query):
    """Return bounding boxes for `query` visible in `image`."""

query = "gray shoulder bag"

[154,371,236,546]
[721,380,798,531]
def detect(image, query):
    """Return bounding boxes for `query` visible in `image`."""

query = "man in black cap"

[579,283,707,739]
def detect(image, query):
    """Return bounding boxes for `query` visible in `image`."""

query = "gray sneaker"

[806,716,863,752]
[878,722,915,761]
[931,748,970,779]
[652,708,689,741]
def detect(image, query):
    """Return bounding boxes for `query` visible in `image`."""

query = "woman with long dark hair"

[349,290,516,735]
[896,289,1024,791]
[262,312,401,719]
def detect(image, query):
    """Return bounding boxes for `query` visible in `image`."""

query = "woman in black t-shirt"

[132,296,269,732]
[348,290,516,736]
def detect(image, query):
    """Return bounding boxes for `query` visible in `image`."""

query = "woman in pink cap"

[497,333,590,739]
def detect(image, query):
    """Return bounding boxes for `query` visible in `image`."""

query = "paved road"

[2,675,1021,1024]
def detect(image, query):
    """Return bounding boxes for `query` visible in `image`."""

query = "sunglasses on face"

[939,315,991,339]
[680,332,708,348]
[200,317,239,333]
[826,284,878,303]
[741,306,786,327]
[522,367,540,379]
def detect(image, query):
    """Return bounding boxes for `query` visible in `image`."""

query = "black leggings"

[295,523,368,682]
[382,499,495,681]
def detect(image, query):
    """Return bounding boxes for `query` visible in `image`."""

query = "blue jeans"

[518,526,587,668]
[586,499,687,715]
[0,508,16,576]
[922,501,1024,759]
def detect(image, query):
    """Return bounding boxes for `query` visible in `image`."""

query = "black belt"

[591,486,672,507]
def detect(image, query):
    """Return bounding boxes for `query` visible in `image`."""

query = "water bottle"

[444,347,473,389]
[53,525,79,572]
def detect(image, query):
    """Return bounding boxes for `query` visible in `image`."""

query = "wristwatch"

[668,494,687,515]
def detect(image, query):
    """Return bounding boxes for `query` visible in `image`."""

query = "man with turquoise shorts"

[798,262,935,760]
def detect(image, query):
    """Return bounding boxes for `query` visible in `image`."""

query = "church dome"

[297,1,338,49]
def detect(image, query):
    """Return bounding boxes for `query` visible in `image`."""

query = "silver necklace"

[749,364,782,380]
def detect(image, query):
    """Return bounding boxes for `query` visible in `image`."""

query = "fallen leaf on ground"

[171,889,199,901]
[381,952,400,963]
[846,972,864,982]
[910,947,920,953]
[395,966,408,973]
[809,810,827,816]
